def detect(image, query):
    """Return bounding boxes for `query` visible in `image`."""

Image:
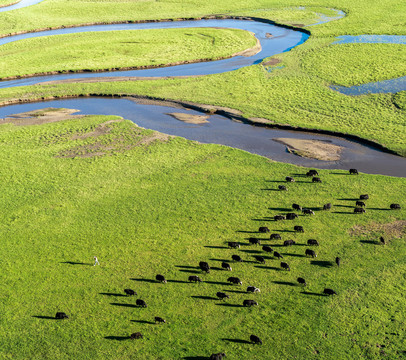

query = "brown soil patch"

[167,112,209,124]
[0,107,83,126]
[273,138,343,161]
[262,58,281,66]
[349,220,406,239]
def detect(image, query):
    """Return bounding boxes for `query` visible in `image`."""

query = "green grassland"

[0,28,256,78]
[0,115,404,359]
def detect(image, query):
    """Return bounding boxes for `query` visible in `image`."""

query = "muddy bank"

[167,112,210,124]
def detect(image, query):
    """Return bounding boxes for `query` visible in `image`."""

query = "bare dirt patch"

[262,58,281,66]
[349,220,406,239]
[167,112,210,124]
[273,138,343,161]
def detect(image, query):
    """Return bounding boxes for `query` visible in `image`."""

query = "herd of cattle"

[54,167,401,359]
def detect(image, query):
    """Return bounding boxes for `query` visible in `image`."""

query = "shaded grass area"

[0,28,256,78]
[0,115,404,359]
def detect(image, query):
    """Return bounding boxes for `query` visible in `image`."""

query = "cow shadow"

[221,338,251,344]
[204,245,228,249]
[301,291,327,297]
[254,265,281,271]
[334,204,354,208]
[240,248,262,254]
[60,261,91,266]
[261,188,280,191]
[332,211,353,214]
[167,279,189,284]
[130,278,156,283]
[130,320,155,324]
[191,295,218,300]
[99,292,127,297]
[310,260,334,268]
[272,281,296,287]
[32,315,57,320]
[104,336,130,341]
[281,253,306,258]
[183,357,208,360]
[110,303,138,308]
[236,230,258,234]
[337,198,358,201]
[268,207,292,211]
[178,269,201,274]
[216,303,244,308]
[367,207,391,211]
[224,289,246,294]
[204,281,230,286]
[360,240,378,245]
[175,265,198,269]
[209,258,232,263]
[274,229,296,233]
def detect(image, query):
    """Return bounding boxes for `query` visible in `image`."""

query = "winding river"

[0,3,405,177]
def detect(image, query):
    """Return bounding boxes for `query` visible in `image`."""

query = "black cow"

[323,288,337,296]
[312,177,322,183]
[286,213,298,220]
[155,317,166,324]
[156,274,167,283]
[232,255,243,262]
[259,226,270,233]
[380,236,385,245]
[188,275,202,283]
[243,299,258,307]
[55,312,68,319]
[307,239,319,246]
[302,208,315,215]
[292,204,302,211]
[270,233,281,240]
[356,201,366,207]
[262,245,273,253]
[124,289,137,296]
[136,299,147,307]
[221,262,232,271]
[297,277,306,286]
[305,249,317,258]
[228,241,240,249]
[254,255,265,264]
[274,215,286,221]
[390,203,401,210]
[210,353,226,360]
[354,207,366,214]
[349,168,359,175]
[285,176,295,182]
[227,277,242,285]
[284,240,296,246]
[335,257,341,266]
[278,185,287,191]
[323,203,332,211]
[274,251,283,259]
[250,335,262,345]
[307,169,319,176]
[281,262,290,271]
[130,332,143,340]
[360,194,369,200]
[294,225,304,233]
[216,292,230,300]
[199,261,210,273]
[249,238,261,246]
[247,286,260,293]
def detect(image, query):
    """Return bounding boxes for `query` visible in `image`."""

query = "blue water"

[332,76,406,95]
[333,35,406,45]
[0,0,43,12]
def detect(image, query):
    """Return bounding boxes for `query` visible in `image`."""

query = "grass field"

[0,115,404,359]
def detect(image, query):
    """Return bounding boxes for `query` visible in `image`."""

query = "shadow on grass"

[204,245,228,249]
[334,204,355,208]
[209,258,231,263]
[337,198,358,201]
[224,289,246,294]
[167,279,189,284]
[99,292,126,297]
[274,229,296,233]
[32,315,57,320]
[272,281,296,287]
[254,265,281,271]
[178,269,201,274]
[360,240,378,245]
[301,291,327,297]
[236,230,258,234]
[261,188,280,191]
[183,357,208,360]
[332,211,353,214]
[367,207,391,211]
[310,260,334,268]
[216,303,244,308]
[268,207,292,212]
[130,320,155,324]
[281,253,306,258]
[191,295,218,300]
[205,281,230,286]
[130,278,156,283]
[60,261,90,266]
[175,265,198,269]
[221,338,251,344]
[104,336,130,341]
[110,303,138,308]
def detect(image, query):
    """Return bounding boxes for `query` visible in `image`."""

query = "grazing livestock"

[390,203,401,210]
[130,332,143,340]
[210,353,226,360]
[270,233,282,240]
[380,236,386,245]
[307,169,319,176]
[274,215,286,221]
[335,257,341,266]
[228,241,240,249]
[280,262,290,271]
[323,288,337,296]
[155,317,166,324]
[302,208,315,215]
[124,289,137,296]
[262,245,273,253]
[243,299,258,307]
[258,227,270,233]
[216,292,230,300]
[312,177,322,183]
[307,239,319,246]
[360,194,369,200]
[292,203,302,211]
[227,277,242,285]
[294,225,304,233]
[250,335,262,345]
[356,201,366,207]
[247,286,260,293]
[156,274,167,283]
[278,185,287,191]
[285,176,295,182]
[283,239,296,246]
[136,299,147,307]
[55,312,68,319]
[249,237,261,246]
[305,249,317,258]
[286,212,298,220]
[254,255,265,264]
[297,277,306,286]
[221,262,232,271]
[323,203,332,211]
[199,261,210,273]
[354,207,366,214]
[188,275,202,283]
[232,255,243,262]
[274,251,283,259]
[349,168,359,175]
